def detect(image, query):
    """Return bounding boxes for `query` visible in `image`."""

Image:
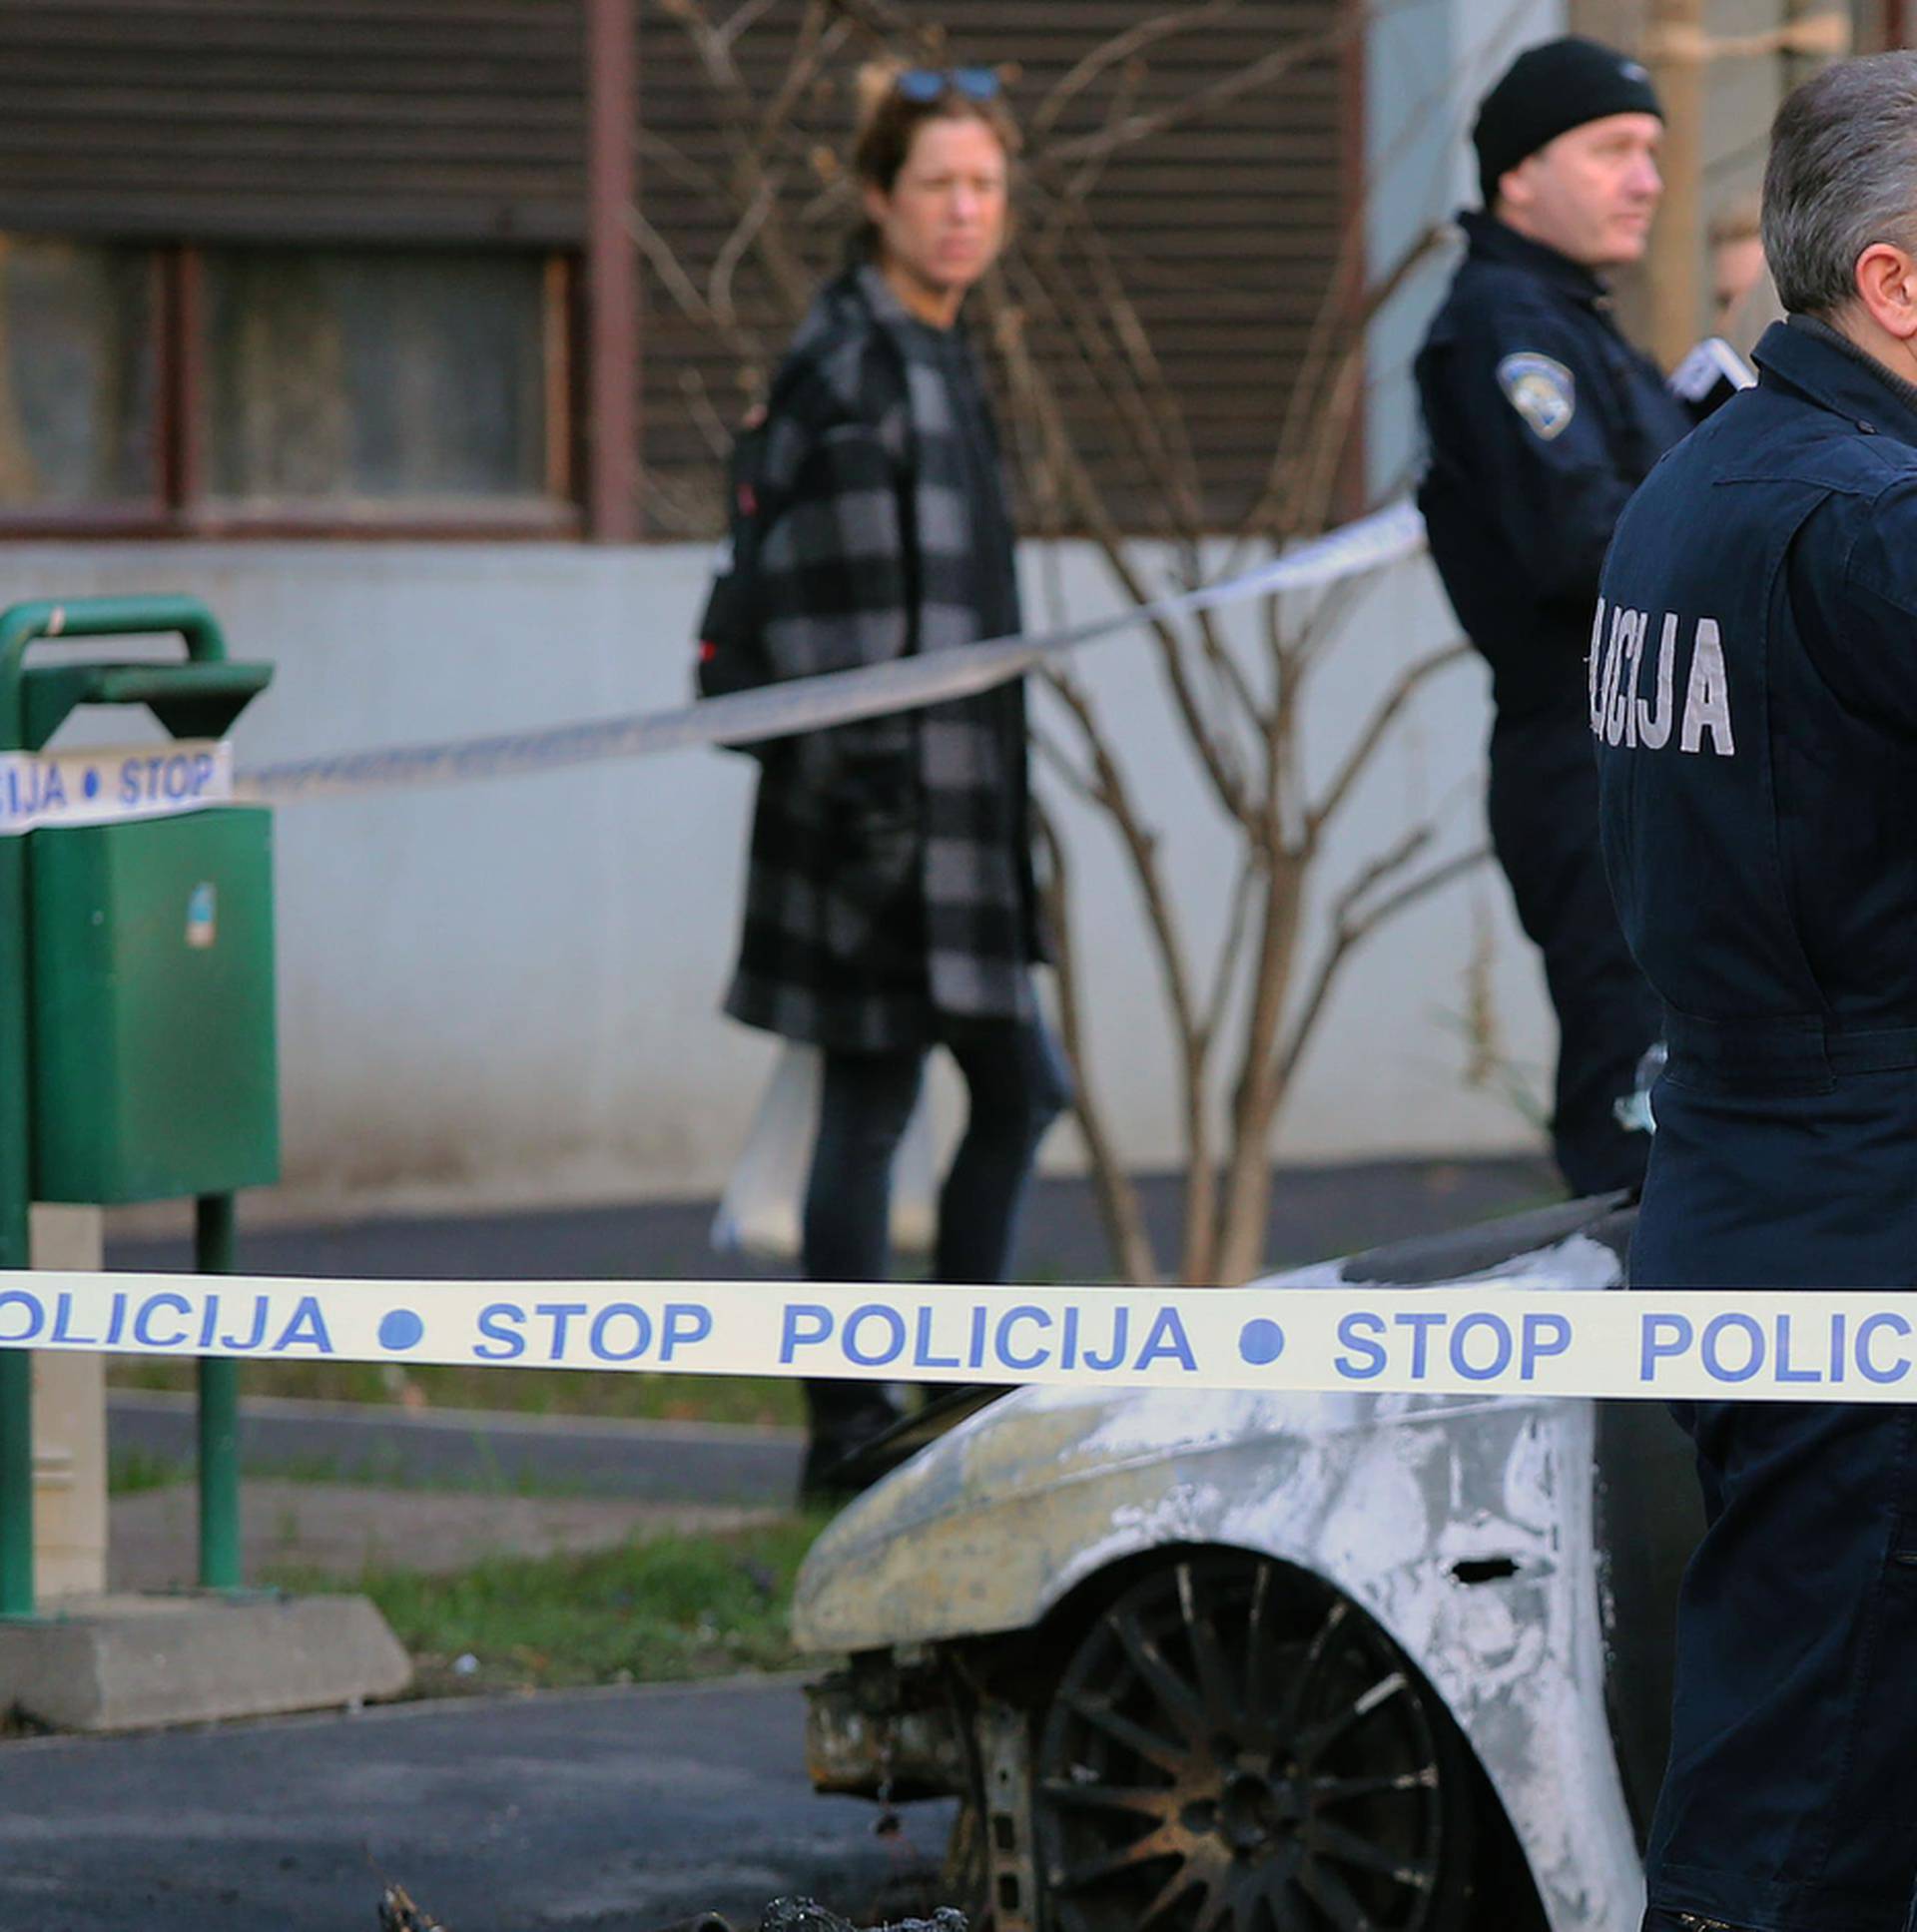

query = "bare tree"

[640,0,1488,1283]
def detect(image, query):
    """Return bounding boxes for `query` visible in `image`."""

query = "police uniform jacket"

[1597,318,1917,1289]
[724,264,1043,1054]
[1416,212,1692,724]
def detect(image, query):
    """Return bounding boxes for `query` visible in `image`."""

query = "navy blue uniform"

[1598,318,1917,1932]
[1417,212,1690,1194]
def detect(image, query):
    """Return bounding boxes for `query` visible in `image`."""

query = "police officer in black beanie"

[1416,37,1692,1198]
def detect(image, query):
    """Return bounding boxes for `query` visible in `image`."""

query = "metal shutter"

[0,0,586,247]
[637,0,1351,534]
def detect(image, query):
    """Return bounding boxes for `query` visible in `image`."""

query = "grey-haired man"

[1596,53,1917,1932]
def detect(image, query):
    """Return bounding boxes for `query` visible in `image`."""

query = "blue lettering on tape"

[781,1304,833,1364]
[1638,1308,1914,1387]
[777,1297,1196,1377]
[134,1292,192,1349]
[589,1304,653,1362]
[915,1306,961,1370]
[661,1304,712,1362]
[1524,1314,1573,1378]
[221,1298,269,1352]
[51,1292,98,1348]
[0,1291,44,1344]
[122,753,215,808]
[1334,1308,1572,1385]
[475,1303,527,1360]
[1135,1308,1196,1372]
[1336,1311,1387,1379]
[845,1305,907,1369]
[1077,1307,1128,1373]
[1397,1310,1446,1378]
[997,1306,1051,1372]
[1858,1312,1911,1385]
[535,1303,589,1358]
[1450,1311,1514,1382]
[1642,1312,1693,1379]
[273,1296,333,1355]
[1703,1313,1763,1383]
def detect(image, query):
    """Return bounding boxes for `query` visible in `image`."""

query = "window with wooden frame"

[0,238,578,536]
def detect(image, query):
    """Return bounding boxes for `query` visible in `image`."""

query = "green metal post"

[0,1353,31,1617]
[0,607,39,1616]
[196,1193,240,1591]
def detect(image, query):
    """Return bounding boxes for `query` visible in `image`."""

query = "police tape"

[0,741,232,838]
[3,1271,1916,1404]
[231,502,1428,806]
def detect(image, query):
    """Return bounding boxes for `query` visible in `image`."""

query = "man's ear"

[1854,242,1917,342]
[1496,158,1535,220]
[863,180,891,231]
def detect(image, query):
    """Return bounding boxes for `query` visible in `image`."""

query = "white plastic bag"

[710,1041,937,1259]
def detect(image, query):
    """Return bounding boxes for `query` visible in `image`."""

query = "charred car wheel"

[1034,1555,1476,1932]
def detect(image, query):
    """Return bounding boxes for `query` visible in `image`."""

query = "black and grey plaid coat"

[723,263,1043,1053]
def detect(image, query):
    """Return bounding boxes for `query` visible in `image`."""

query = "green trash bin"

[0,597,277,1614]
[29,809,279,1205]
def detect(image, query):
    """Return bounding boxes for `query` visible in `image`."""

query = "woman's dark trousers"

[799,1016,1069,1480]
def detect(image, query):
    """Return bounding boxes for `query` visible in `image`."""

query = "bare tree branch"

[1045,18,1353,169]
[1041,666,1203,1056]
[1200,853,1258,1054]
[1031,799,1163,1285]
[1030,722,1101,808]
[664,0,818,314]
[709,172,784,325]
[993,277,1254,822]
[1030,0,1242,140]
[1309,641,1471,834]
[717,0,783,51]
[1273,842,1491,1094]
[756,0,853,154]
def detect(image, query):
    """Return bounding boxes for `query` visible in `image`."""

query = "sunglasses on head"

[895,66,1000,103]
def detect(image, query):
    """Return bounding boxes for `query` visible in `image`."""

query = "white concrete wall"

[1366,0,1568,499]
[3,536,1553,1223]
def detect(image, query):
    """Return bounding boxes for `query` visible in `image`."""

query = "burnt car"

[791,1194,1700,1932]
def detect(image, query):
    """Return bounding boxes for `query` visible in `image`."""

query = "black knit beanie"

[1473,37,1662,205]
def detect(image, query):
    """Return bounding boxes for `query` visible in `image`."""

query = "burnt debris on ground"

[375,1890,968,1932]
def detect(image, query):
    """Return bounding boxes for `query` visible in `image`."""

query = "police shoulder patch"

[1497,352,1577,441]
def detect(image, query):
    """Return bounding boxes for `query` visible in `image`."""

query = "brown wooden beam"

[1646,0,1706,370]
[584,0,639,541]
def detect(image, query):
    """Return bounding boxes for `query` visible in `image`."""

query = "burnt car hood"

[792,1191,1633,1655]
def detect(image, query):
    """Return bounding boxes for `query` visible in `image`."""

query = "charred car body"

[792,1195,1701,1932]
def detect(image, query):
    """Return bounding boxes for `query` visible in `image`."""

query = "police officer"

[1595,54,1917,1932]
[1416,38,1692,1197]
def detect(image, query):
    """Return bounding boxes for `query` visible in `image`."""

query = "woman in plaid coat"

[724,67,1068,1497]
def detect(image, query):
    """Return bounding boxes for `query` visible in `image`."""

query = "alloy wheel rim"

[1035,1556,1451,1932]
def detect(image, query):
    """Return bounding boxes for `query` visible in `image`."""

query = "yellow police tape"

[0,1271,1912,1403]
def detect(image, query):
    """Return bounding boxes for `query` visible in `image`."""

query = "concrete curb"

[0,1591,411,1731]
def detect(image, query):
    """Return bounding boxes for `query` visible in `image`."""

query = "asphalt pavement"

[0,1676,955,1932]
[108,1390,806,1505]
[104,1156,1557,1291]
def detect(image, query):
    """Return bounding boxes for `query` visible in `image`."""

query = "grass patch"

[109,1445,192,1495]
[114,1448,605,1499]
[264,1514,831,1695]
[107,1358,806,1429]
